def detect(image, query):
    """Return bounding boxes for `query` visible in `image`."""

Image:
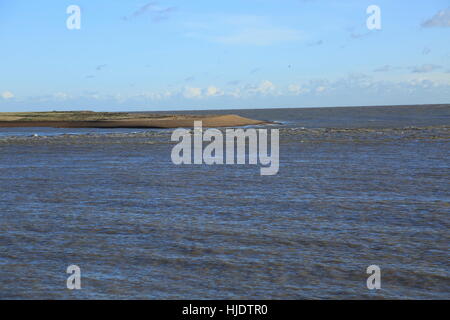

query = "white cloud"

[53,92,70,100]
[407,78,439,88]
[257,80,276,95]
[205,86,221,97]
[229,88,242,98]
[288,84,310,95]
[183,87,202,99]
[1,91,14,99]
[316,86,327,93]
[159,81,278,100]
[138,90,174,101]
[240,80,277,96]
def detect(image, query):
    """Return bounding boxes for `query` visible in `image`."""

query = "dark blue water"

[0,105,449,299]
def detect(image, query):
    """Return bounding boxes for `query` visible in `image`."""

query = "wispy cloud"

[123,2,177,22]
[307,39,323,47]
[422,7,450,28]
[350,31,371,39]
[185,14,304,46]
[227,80,240,86]
[96,64,107,71]
[374,65,395,72]
[373,65,405,73]
[215,26,303,46]
[374,64,446,74]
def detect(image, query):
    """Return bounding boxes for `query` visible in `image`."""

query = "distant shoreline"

[0,111,269,128]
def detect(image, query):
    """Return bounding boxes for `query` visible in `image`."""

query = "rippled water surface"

[0,105,449,299]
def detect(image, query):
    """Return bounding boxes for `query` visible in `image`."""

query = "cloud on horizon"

[1,91,14,99]
[374,64,446,74]
[410,64,443,73]
[374,65,398,72]
[6,73,450,110]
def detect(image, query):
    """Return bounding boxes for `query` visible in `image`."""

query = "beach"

[0,111,268,128]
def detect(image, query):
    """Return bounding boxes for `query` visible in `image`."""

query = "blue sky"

[0,0,449,111]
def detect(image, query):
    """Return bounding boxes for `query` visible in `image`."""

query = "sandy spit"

[0,114,269,128]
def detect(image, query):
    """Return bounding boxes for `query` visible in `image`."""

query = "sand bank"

[0,112,269,128]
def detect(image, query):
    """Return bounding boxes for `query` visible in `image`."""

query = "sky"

[0,0,449,111]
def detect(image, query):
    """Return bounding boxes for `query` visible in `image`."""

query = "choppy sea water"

[0,105,449,299]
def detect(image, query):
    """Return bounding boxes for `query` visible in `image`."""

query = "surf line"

[171,121,279,176]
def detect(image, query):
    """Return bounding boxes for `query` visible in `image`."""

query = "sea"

[0,104,449,299]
